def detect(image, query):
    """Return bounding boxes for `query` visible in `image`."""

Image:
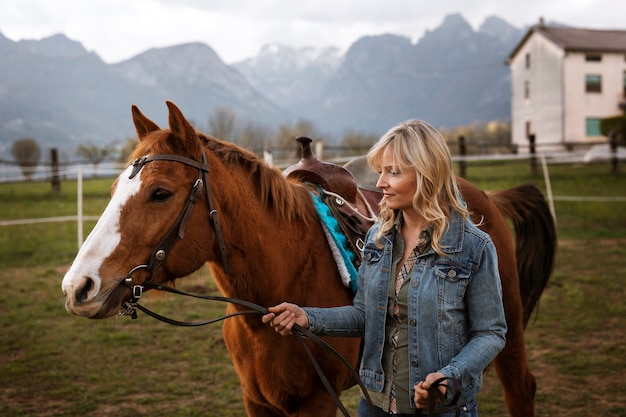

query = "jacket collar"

[383,209,466,255]
[438,210,465,254]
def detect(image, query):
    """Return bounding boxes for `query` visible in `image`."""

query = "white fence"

[2,151,625,250]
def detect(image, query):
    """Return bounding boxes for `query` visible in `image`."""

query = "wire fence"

[2,149,625,250]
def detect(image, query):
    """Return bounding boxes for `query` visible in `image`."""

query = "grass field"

[1,159,625,416]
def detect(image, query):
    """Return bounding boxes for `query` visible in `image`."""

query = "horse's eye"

[151,189,172,202]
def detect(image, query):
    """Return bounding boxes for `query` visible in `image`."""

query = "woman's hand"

[261,302,309,335]
[414,372,447,408]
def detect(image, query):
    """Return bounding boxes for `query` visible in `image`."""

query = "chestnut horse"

[62,101,556,417]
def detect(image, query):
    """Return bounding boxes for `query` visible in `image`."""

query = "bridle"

[125,151,228,276]
[114,149,459,417]
[117,150,228,317]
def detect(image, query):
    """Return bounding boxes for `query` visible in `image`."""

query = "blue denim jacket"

[305,210,507,406]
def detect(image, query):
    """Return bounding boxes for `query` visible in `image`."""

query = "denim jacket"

[304,210,507,406]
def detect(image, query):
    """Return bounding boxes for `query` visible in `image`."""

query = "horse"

[62,101,557,417]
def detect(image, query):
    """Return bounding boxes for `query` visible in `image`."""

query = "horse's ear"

[166,100,202,157]
[132,105,161,142]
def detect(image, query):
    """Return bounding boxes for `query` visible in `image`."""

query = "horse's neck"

[205,153,350,306]
[210,212,345,308]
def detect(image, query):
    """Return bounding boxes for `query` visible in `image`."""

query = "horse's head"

[62,101,222,318]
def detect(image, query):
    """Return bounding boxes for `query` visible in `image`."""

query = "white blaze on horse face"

[62,165,142,308]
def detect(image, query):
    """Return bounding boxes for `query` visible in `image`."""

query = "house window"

[524,80,530,99]
[525,53,531,69]
[585,54,602,62]
[585,74,602,93]
[585,118,602,136]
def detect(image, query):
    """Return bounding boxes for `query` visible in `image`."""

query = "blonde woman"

[263,120,506,416]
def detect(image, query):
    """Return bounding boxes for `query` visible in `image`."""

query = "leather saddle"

[283,137,381,262]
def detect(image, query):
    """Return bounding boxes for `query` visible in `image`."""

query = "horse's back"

[456,177,519,289]
[457,178,515,244]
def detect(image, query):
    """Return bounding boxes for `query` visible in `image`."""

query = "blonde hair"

[367,120,468,255]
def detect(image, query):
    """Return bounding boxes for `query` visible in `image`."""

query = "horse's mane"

[128,131,315,225]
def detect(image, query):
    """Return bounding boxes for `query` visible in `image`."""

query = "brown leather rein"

[121,280,379,417]
[116,151,459,417]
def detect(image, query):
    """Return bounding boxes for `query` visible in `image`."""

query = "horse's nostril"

[76,277,95,303]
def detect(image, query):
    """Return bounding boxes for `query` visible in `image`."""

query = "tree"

[441,122,512,155]
[601,115,626,144]
[340,129,377,156]
[76,143,117,177]
[208,107,237,142]
[274,119,321,161]
[275,119,319,147]
[236,121,274,150]
[117,138,138,164]
[11,137,40,180]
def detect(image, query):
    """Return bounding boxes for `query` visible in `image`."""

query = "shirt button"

[448,269,457,278]
[411,360,419,367]
[410,319,416,326]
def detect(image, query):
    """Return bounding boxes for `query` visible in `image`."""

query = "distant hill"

[0,13,524,160]
[234,14,522,135]
[0,33,291,160]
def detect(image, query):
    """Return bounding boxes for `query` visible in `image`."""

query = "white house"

[506,20,626,152]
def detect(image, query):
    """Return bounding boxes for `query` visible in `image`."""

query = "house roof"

[506,24,626,64]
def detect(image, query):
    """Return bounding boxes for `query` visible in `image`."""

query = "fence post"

[528,134,537,175]
[610,132,618,174]
[540,155,556,225]
[50,148,61,193]
[458,135,467,178]
[315,140,324,161]
[77,166,84,249]
[263,148,274,167]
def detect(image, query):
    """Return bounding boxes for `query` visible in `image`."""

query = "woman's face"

[375,148,417,212]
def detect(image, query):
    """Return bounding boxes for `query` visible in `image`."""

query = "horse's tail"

[488,184,558,327]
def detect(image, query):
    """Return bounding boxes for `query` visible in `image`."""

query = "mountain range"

[0,13,525,160]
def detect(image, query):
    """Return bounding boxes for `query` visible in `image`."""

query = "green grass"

[1,159,625,416]
[0,178,111,268]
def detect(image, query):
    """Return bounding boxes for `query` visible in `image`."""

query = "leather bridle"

[120,150,229,292]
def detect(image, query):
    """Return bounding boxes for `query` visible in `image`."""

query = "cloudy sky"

[1,0,625,64]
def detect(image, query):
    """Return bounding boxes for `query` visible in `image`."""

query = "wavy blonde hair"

[367,120,468,255]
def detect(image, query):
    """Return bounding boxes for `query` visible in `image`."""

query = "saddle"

[283,137,380,263]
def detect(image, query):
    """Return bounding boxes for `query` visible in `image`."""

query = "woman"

[263,120,507,416]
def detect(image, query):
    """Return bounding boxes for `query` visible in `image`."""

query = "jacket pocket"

[434,264,471,306]
[362,245,383,264]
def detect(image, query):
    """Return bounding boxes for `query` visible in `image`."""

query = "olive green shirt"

[367,220,431,414]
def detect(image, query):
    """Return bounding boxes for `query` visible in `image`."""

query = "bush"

[600,114,626,143]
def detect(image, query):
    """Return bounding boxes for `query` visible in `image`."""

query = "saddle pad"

[310,189,359,292]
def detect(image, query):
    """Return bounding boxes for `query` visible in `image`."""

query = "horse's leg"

[240,384,338,417]
[293,388,340,417]
[493,261,536,417]
[242,394,284,417]
[458,179,538,416]
[236,372,337,417]
[488,184,556,417]
[225,318,346,417]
